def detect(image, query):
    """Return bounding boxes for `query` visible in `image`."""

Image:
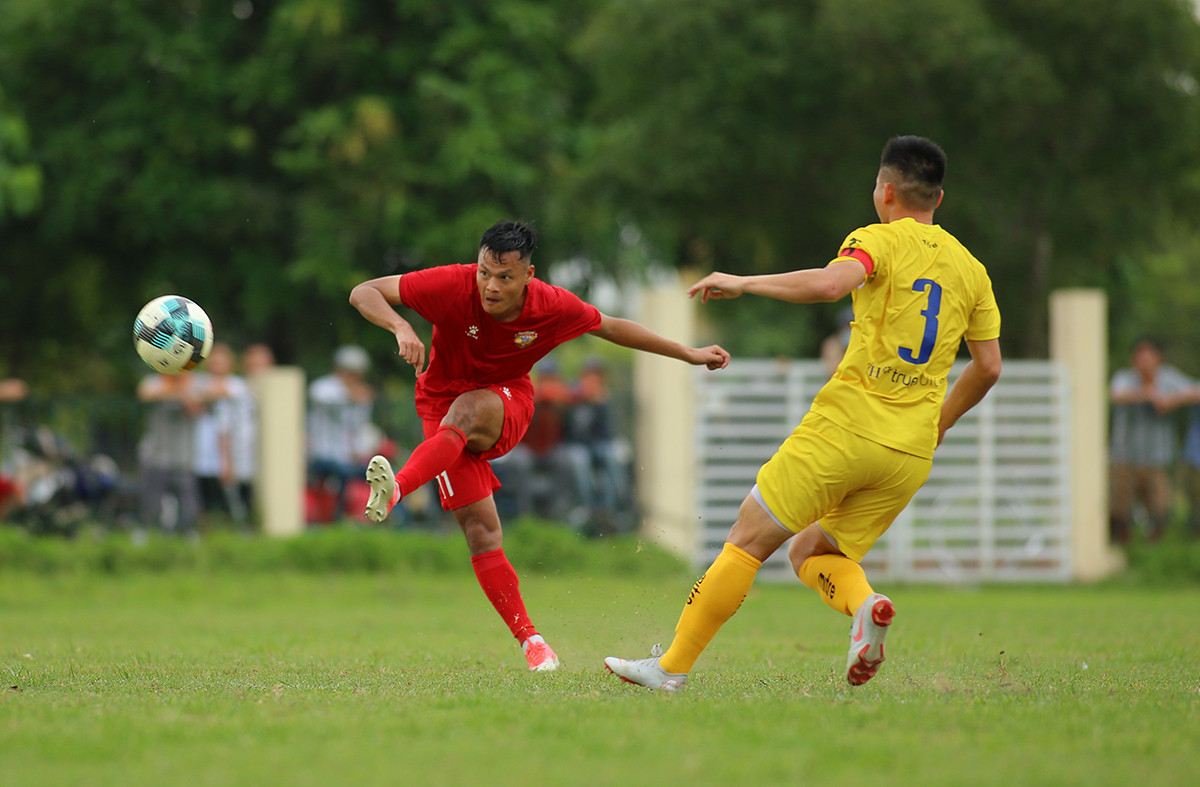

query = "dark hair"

[1133,336,1163,354]
[880,136,946,210]
[479,220,539,261]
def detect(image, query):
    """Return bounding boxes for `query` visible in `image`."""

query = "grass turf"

[2,568,1198,786]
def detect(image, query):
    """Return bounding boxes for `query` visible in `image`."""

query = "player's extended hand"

[394,326,427,374]
[687,272,745,304]
[689,344,731,370]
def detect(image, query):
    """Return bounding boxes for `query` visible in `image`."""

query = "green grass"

[2,542,1199,786]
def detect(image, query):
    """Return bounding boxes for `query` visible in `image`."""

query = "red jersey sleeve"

[397,264,473,324]
[534,281,603,342]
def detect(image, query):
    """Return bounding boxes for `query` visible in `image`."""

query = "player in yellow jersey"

[604,136,1003,690]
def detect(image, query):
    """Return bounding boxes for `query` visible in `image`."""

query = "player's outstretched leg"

[604,644,688,691]
[469,547,559,672]
[364,455,400,522]
[846,593,894,686]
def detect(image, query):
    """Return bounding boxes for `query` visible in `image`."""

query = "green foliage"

[0,84,42,219]
[1123,534,1200,584]
[570,0,1200,359]
[1,0,1199,385]
[0,519,690,577]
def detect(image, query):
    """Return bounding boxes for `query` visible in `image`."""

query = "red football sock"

[471,548,537,644]
[395,424,468,498]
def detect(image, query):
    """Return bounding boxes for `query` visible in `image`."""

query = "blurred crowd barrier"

[0,390,638,538]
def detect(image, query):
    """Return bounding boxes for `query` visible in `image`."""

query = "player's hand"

[687,272,744,304]
[690,344,731,370]
[394,326,426,374]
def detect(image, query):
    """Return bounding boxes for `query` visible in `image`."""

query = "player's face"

[476,249,533,322]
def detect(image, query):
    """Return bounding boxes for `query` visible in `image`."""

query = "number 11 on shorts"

[435,471,454,500]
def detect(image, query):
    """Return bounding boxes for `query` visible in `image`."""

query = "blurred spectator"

[194,343,263,530]
[0,378,29,402]
[1109,338,1192,542]
[0,378,28,519]
[1176,384,1200,539]
[137,371,205,537]
[820,306,855,377]
[306,345,375,523]
[560,358,630,532]
[236,342,276,523]
[194,343,237,523]
[241,343,275,377]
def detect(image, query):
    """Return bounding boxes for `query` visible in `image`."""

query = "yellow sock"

[660,543,761,674]
[798,554,874,617]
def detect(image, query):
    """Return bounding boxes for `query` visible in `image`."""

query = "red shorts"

[419,384,535,511]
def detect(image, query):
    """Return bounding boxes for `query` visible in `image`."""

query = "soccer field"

[2,565,1198,787]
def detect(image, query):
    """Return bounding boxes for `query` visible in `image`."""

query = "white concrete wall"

[1049,289,1123,580]
[252,366,306,537]
[633,276,698,558]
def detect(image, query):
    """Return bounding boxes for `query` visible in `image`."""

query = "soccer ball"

[133,295,214,374]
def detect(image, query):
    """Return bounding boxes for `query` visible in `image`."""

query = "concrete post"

[634,276,698,559]
[1049,289,1123,580]
[252,366,306,537]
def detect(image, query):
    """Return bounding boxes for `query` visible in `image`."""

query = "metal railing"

[693,360,1072,583]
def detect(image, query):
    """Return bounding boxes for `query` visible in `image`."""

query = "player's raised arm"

[688,259,866,305]
[590,314,730,370]
[349,275,427,373]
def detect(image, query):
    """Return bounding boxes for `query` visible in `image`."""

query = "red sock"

[471,548,536,644]
[395,424,468,497]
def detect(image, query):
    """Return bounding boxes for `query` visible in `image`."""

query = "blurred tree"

[0,84,42,221]
[1,0,1198,390]
[0,0,589,391]
[566,0,1200,359]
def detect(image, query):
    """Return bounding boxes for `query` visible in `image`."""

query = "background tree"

[0,0,588,390]
[1,0,1198,391]
[565,0,1200,359]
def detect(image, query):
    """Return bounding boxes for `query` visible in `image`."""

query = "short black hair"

[880,136,946,210]
[479,220,539,261]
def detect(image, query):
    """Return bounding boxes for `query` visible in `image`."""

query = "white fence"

[693,359,1072,583]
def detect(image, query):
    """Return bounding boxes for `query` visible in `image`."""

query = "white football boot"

[846,593,895,686]
[604,644,688,691]
[363,455,399,523]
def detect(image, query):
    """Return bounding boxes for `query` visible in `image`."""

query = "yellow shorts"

[754,412,931,562]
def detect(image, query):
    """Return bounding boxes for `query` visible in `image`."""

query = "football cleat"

[364,455,399,523]
[846,593,895,686]
[524,639,560,672]
[604,644,688,691]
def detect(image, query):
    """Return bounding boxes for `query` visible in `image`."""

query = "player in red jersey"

[349,220,730,672]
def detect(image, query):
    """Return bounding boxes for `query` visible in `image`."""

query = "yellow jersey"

[809,217,1001,459]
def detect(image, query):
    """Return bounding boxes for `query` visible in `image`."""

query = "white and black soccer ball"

[133,295,214,374]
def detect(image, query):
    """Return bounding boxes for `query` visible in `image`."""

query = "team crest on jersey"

[514,331,538,348]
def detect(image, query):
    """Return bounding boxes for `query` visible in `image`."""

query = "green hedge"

[0,519,692,578]
[1122,535,1200,585]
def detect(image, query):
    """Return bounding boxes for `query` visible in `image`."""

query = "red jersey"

[397,264,603,419]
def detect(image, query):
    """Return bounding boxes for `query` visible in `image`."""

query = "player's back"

[810,217,1001,459]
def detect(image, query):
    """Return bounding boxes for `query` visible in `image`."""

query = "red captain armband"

[837,247,875,277]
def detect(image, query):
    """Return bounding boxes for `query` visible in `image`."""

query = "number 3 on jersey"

[898,278,942,365]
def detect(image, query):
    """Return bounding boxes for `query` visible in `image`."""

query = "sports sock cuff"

[470,547,506,567]
[721,542,763,570]
[438,423,468,444]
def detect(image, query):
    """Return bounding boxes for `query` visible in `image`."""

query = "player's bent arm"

[349,275,427,373]
[688,260,865,304]
[937,338,1002,446]
[590,315,731,370]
